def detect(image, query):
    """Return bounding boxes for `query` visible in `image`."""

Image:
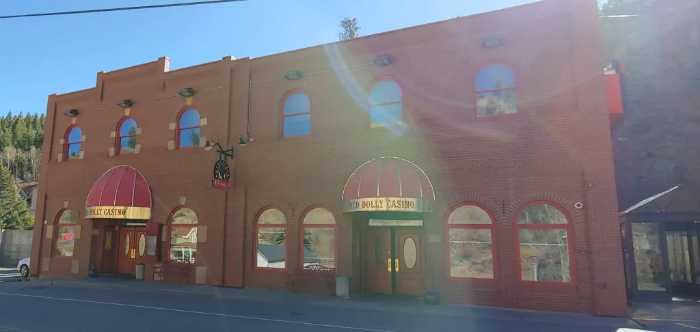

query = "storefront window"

[256,208,287,269]
[55,209,78,257]
[169,208,198,264]
[631,223,665,291]
[117,117,138,154]
[282,92,311,137]
[64,126,82,159]
[302,208,336,271]
[177,108,201,148]
[517,203,571,283]
[475,64,517,117]
[369,80,402,129]
[447,205,494,279]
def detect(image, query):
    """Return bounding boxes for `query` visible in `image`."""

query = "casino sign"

[341,157,435,213]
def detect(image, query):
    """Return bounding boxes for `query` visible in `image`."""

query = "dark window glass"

[475,65,517,117]
[282,93,311,137]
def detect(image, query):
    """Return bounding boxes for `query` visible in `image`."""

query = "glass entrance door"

[665,225,700,296]
[632,222,667,293]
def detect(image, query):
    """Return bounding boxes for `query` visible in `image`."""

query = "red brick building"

[30,0,627,315]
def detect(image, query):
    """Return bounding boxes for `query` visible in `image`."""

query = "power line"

[0,0,245,20]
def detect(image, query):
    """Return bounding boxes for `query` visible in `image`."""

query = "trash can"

[135,264,145,280]
[335,276,350,298]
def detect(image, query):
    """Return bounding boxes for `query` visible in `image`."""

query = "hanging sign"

[212,158,231,189]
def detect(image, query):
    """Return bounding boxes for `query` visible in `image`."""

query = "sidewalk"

[15,276,638,330]
[630,301,700,330]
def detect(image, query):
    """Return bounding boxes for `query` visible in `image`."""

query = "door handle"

[387,258,392,272]
[394,258,400,272]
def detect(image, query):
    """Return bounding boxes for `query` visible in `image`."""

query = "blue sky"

[0,0,539,116]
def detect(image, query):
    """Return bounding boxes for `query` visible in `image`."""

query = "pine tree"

[0,163,33,230]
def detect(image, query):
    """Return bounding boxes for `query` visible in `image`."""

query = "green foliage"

[0,113,44,181]
[0,163,33,229]
[339,17,359,41]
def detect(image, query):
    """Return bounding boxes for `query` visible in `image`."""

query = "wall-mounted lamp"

[373,54,394,67]
[117,99,134,109]
[284,70,304,81]
[177,87,197,98]
[64,109,80,117]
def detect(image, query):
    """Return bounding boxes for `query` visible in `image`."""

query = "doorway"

[366,227,424,296]
[631,221,700,299]
[117,227,147,275]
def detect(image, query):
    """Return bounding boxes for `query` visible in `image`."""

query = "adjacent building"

[30,0,627,315]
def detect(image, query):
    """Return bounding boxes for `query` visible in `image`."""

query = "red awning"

[342,157,435,213]
[85,165,152,220]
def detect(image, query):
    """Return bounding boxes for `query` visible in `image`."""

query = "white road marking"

[676,322,700,330]
[0,291,393,332]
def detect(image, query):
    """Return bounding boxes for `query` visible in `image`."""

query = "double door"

[366,227,424,296]
[117,227,147,275]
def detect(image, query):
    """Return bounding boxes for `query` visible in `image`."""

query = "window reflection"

[475,64,517,117]
[448,205,494,279]
[169,208,198,264]
[302,208,336,271]
[256,209,286,269]
[517,203,572,283]
[177,108,201,148]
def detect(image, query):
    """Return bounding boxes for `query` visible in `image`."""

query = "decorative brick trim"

[45,225,53,239]
[135,127,143,135]
[178,196,187,205]
[135,144,142,154]
[109,131,116,138]
[108,147,115,157]
[57,153,63,162]
[168,122,176,130]
[200,117,208,126]
[167,140,175,150]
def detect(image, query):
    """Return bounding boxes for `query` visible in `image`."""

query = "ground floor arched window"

[169,208,198,264]
[255,208,287,270]
[447,204,495,279]
[55,209,79,257]
[516,202,572,283]
[301,208,336,271]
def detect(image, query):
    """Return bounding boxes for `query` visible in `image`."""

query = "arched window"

[301,208,336,271]
[255,208,287,269]
[447,205,495,279]
[475,64,517,117]
[64,126,83,159]
[169,208,198,264]
[177,108,201,148]
[516,202,572,283]
[282,92,311,137]
[369,80,402,128]
[55,209,79,257]
[117,117,138,154]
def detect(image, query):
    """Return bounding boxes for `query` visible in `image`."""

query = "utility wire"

[0,0,245,20]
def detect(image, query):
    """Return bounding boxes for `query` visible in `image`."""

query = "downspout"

[221,57,234,286]
[239,62,253,287]
[581,171,599,314]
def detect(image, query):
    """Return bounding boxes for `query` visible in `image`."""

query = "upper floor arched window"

[64,126,83,160]
[516,202,572,283]
[117,117,138,154]
[447,204,495,279]
[169,207,198,264]
[301,207,336,271]
[282,92,311,138]
[177,108,201,148]
[369,80,402,128]
[475,64,517,117]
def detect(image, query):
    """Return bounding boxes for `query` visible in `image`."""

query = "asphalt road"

[0,275,690,332]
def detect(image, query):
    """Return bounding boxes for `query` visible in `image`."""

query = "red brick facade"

[30,0,627,315]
